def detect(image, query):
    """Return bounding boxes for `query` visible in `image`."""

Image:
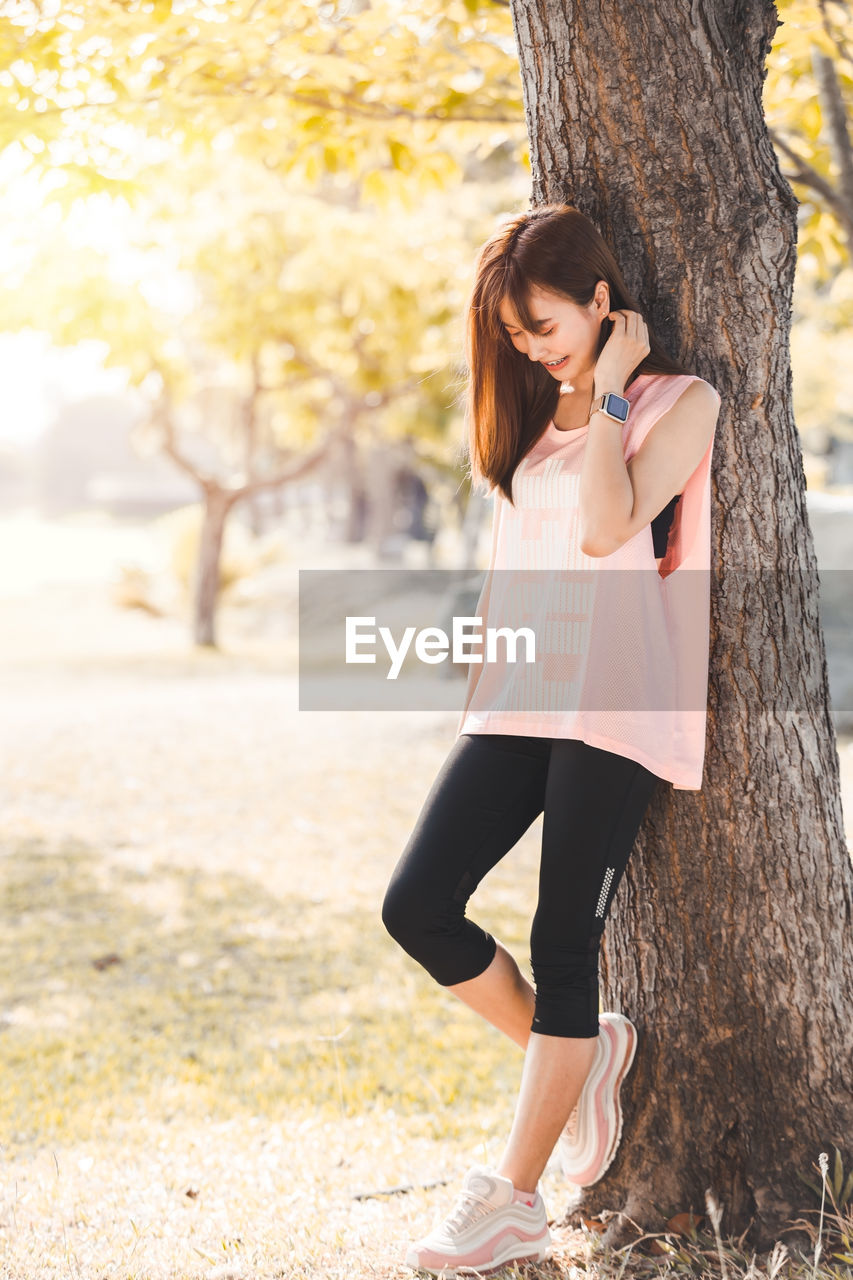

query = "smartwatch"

[589,391,630,424]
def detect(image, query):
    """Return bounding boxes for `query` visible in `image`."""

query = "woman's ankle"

[511,1185,538,1204]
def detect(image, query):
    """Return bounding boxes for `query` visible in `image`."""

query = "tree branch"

[23,82,521,128]
[768,128,846,217]
[235,432,339,498]
[149,381,220,492]
[818,0,853,71]
[812,47,853,225]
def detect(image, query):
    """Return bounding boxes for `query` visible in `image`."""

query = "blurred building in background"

[36,396,198,517]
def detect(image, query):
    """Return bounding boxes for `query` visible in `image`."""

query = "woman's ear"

[588,291,608,322]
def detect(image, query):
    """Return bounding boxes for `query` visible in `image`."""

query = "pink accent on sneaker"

[557,1011,638,1187]
[405,1166,551,1275]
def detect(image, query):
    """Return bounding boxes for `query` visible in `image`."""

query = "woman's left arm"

[578,310,720,557]
[579,379,719,557]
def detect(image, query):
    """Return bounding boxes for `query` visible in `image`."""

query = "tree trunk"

[509,0,853,1252]
[194,486,234,647]
[812,46,853,256]
[340,433,369,543]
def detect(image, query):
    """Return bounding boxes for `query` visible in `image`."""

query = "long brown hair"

[462,204,691,505]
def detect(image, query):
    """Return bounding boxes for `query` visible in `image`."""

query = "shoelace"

[443,1188,502,1237]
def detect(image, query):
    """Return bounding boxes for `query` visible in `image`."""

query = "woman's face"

[498,282,609,382]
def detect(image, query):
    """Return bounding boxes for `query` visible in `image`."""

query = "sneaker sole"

[406,1236,552,1277]
[558,1012,637,1186]
[598,1013,637,1177]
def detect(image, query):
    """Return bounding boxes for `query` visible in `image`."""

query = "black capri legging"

[381,733,661,1039]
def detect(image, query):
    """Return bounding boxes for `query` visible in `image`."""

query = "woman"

[381,203,721,1275]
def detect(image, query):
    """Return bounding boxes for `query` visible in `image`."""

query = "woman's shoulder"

[623,373,721,454]
[632,370,720,404]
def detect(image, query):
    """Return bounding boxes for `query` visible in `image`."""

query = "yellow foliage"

[0,0,525,209]
[767,0,853,275]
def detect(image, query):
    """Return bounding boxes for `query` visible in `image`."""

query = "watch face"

[604,393,630,422]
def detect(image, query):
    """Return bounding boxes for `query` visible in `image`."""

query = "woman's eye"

[542,327,555,336]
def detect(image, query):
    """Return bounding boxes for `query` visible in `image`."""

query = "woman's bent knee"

[381,876,414,946]
[381,869,497,988]
[381,872,451,953]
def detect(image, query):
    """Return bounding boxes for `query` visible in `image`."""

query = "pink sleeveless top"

[455,373,720,790]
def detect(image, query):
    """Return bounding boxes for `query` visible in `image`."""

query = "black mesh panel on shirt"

[651,493,681,557]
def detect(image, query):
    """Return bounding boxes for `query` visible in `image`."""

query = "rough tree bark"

[508,0,853,1252]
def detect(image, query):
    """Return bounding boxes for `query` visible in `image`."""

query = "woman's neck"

[552,374,596,432]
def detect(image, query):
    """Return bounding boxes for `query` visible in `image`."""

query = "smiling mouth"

[544,355,570,368]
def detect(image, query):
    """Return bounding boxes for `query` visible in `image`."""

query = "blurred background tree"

[767,0,853,473]
[0,0,851,639]
[0,0,528,642]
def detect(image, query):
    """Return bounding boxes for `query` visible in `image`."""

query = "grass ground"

[1,549,851,1280]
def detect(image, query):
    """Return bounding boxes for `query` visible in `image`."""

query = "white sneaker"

[405,1165,551,1276]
